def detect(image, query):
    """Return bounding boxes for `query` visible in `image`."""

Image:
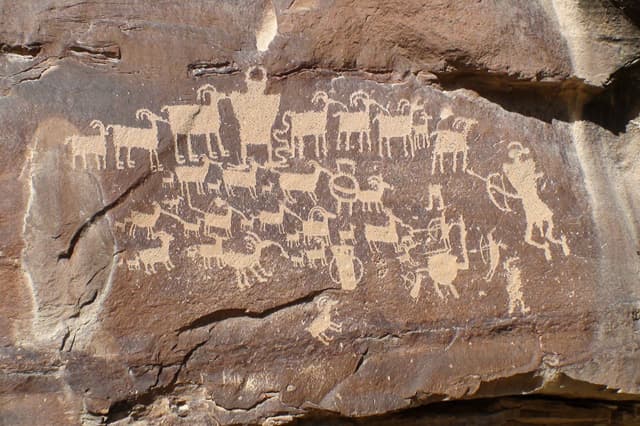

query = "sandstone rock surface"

[2,1,640,425]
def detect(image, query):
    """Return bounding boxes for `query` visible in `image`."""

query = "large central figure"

[227,67,281,164]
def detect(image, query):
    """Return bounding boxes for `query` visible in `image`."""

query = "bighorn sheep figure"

[356,175,393,212]
[373,99,422,158]
[132,231,175,275]
[332,91,380,152]
[276,160,330,204]
[363,210,403,252]
[306,296,342,345]
[192,198,249,238]
[65,120,108,169]
[301,206,336,245]
[219,232,289,289]
[161,84,229,164]
[174,156,216,197]
[274,91,334,159]
[254,205,301,234]
[109,109,167,171]
[124,201,162,238]
[219,160,260,198]
[431,117,477,174]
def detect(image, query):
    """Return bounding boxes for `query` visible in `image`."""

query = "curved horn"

[244,231,261,242]
[311,90,328,106]
[397,99,410,114]
[197,84,217,102]
[349,90,369,107]
[89,119,105,133]
[247,66,267,81]
[367,175,381,186]
[316,295,330,308]
[268,241,286,253]
[330,99,349,113]
[308,206,329,221]
[136,108,152,121]
[384,100,394,113]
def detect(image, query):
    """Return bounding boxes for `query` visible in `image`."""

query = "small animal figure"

[305,245,328,267]
[240,217,254,231]
[338,224,356,244]
[186,240,225,269]
[286,231,301,247]
[306,296,342,345]
[261,181,275,194]
[161,196,183,214]
[207,180,222,194]
[132,231,175,275]
[162,171,176,189]
[126,259,141,271]
[291,253,305,267]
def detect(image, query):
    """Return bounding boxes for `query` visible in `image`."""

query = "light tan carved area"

[63,67,573,345]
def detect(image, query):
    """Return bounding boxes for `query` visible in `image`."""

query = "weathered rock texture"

[2,1,640,425]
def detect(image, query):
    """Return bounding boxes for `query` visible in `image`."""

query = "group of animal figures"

[66,68,572,345]
[64,67,478,174]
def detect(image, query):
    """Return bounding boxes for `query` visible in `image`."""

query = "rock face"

[2,1,640,425]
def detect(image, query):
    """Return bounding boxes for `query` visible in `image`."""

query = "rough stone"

[2,1,640,425]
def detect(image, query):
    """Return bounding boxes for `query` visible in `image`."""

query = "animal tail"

[284,207,302,221]
[159,208,184,224]
[230,206,249,221]
[189,205,206,216]
[273,112,291,145]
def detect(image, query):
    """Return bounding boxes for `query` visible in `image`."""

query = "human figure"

[227,67,281,164]
[502,142,570,260]
[504,257,530,315]
[484,228,506,282]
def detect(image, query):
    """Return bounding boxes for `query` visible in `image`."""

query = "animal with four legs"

[75,79,568,319]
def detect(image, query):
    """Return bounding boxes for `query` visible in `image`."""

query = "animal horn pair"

[316,295,335,309]
[246,66,267,80]
[136,108,154,121]
[367,175,381,184]
[396,98,411,113]
[349,90,369,107]
[197,84,217,102]
[244,231,261,243]
[89,119,105,130]
[311,90,328,105]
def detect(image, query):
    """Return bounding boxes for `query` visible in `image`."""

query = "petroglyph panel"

[12,63,601,420]
[5,1,640,423]
[32,66,594,348]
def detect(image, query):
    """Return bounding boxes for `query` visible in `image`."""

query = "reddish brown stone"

[2,1,640,425]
